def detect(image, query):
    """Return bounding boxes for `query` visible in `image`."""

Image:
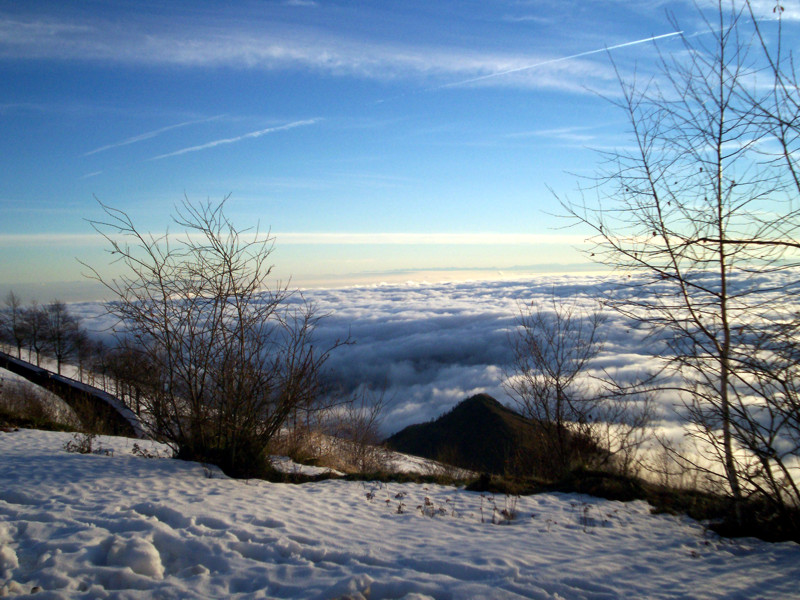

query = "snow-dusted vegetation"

[1,428,798,599]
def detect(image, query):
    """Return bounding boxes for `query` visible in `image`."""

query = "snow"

[1,428,799,599]
[269,456,344,478]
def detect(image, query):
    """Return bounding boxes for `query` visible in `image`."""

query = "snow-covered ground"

[1,429,798,599]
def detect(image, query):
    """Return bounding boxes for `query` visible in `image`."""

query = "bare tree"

[2,295,85,375]
[1,292,26,359]
[103,339,151,415]
[44,300,83,375]
[23,302,47,367]
[84,196,338,477]
[325,385,391,473]
[560,1,800,515]
[73,327,94,380]
[727,312,800,512]
[504,296,607,477]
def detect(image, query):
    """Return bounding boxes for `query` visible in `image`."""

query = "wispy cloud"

[11,5,790,98]
[505,125,602,143]
[0,233,106,247]
[83,115,225,156]
[696,0,800,21]
[501,14,552,25]
[0,13,626,94]
[149,119,321,160]
[78,171,103,180]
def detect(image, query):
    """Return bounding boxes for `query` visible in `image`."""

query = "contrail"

[83,115,225,156]
[436,30,683,90]
[149,118,321,160]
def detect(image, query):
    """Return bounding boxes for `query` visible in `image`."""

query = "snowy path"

[1,429,798,599]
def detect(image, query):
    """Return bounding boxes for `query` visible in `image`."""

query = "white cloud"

[300,274,632,432]
[2,3,794,101]
[0,233,105,247]
[55,269,800,435]
[0,13,620,93]
[295,269,800,434]
[695,0,800,21]
[505,125,602,143]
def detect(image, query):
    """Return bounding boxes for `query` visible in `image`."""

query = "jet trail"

[83,115,225,156]
[437,30,683,90]
[149,118,320,160]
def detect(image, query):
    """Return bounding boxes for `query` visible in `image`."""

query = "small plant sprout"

[500,495,519,523]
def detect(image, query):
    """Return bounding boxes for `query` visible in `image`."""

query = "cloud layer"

[71,269,799,438]
[0,9,623,93]
[300,274,658,433]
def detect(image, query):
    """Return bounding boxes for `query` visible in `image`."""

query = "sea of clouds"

[297,273,662,434]
[70,269,798,436]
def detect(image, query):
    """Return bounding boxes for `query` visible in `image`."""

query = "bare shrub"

[0,381,50,422]
[0,378,79,428]
[63,432,97,454]
[84,196,340,478]
[323,386,391,473]
[268,420,328,466]
[63,432,111,455]
[504,295,651,479]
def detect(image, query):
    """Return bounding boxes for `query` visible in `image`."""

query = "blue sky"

[1,0,797,299]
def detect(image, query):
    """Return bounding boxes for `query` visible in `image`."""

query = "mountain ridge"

[384,393,541,475]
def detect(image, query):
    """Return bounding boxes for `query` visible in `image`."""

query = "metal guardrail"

[0,350,143,438]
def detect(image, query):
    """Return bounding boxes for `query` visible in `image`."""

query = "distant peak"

[446,394,508,417]
[461,393,501,406]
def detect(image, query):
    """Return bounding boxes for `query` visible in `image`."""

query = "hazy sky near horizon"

[2,0,798,298]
